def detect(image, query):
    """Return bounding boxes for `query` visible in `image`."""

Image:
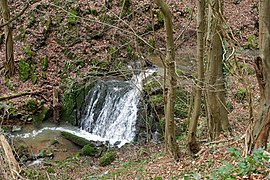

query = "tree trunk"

[248,0,270,151]
[154,0,180,159]
[0,0,15,78]
[188,0,205,154]
[205,0,229,140]
[53,87,61,124]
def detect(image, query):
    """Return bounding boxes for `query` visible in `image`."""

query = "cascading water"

[80,70,153,146]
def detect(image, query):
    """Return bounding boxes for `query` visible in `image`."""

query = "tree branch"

[0,3,29,28]
[0,91,39,101]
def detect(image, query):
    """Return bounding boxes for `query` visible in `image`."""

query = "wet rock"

[113,141,121,147]
[12,126,22,132]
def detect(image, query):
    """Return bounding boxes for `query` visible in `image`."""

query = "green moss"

[24,100,38,111]
[41,56,48,71]
[234,87,246,103]
[50,139,59,146]
[18,59,30,82]
[61,90,76,124]
[82,144,97,156]
[149,38,155,53]
[68,6,80,25]
[47,168,55,173]
[24,45,33,61]
[41,71,47,79]
[4,79,15,91]
[157,10,164,24]
[61,131,95,147]
[143,78,161,93]
[99,150,116,166]
[32,105,49,127]
[150,95,163,104]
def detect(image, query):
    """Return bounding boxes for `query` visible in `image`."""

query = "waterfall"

[80,70,154,146]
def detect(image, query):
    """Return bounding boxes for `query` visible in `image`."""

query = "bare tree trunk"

[188,0,205,154]
[0,0,15,78]
[205,0,229,140]
[247,0,270,151]
[154,0,180,159]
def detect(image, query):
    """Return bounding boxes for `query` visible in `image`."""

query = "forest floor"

[1,0,269,179]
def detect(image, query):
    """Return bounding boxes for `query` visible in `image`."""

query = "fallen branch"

[204,134,245,146]
[0,134,20,179]
[0,4,29,28]
[0,91,39,101]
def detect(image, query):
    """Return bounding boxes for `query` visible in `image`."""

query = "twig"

[46,171,51,180]
[204,134,245,146]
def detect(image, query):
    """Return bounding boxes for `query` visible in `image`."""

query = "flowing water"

[80,69,155,146]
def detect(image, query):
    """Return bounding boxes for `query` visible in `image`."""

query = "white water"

[12,126,127,147]
[80,69,156,146]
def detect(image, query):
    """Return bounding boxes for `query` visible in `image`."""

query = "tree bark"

[188,0,205,154]
[205,0,229,140]
[154,0,180,159]
[0,0,15,78]
[248,0,270,151]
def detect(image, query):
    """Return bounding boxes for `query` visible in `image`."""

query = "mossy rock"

[61,131,95,147]
[61,81,95,125]
[61,90,76,124]
[18,59,30,82]
[82,144,97,156]
[32,105,49,127]
[99,150,116,166]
